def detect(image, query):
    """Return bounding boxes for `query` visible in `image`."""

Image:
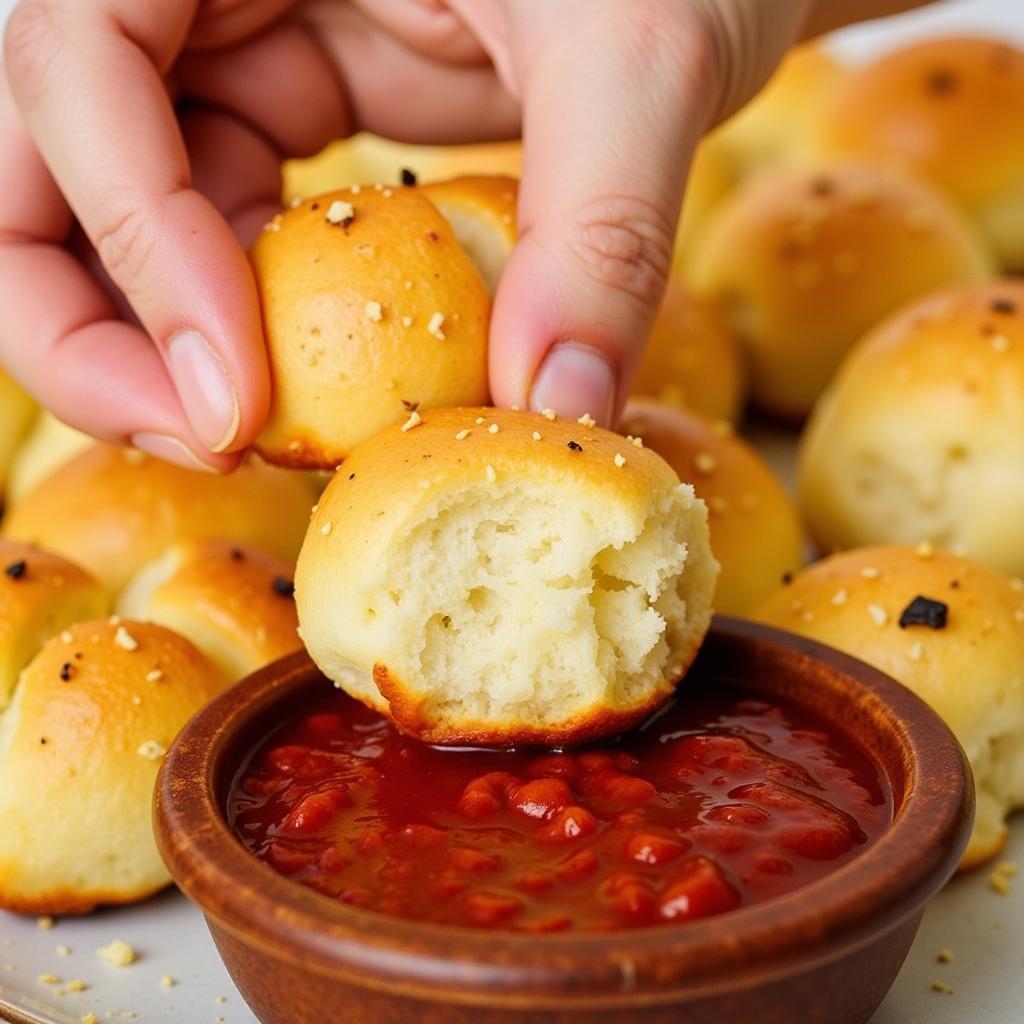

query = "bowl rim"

[155,615,973,1009]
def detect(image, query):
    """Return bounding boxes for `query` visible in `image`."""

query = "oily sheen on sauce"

[230,682,891,933]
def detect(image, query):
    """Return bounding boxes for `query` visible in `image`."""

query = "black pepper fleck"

[4,560,27,580]
[59,663,75,682]
[926,68,958,95]
[781,572,794,586]
[230,548,245,562]
[311,202,320,211]
[272,576,295,598]
[400,167,417,186]
[402,399,420,412]
[567,441,583,452]
[349,473,356,480]
[899,595,949,630]
[950,579,961,589]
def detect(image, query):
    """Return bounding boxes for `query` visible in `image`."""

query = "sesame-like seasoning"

[382,188,393,198]
[400,168,417,186]
[61,631,74,643]
[455,429,471,441]
[541,408,557,421]
[427,312,446,340]
[694,452,717,475]
[916,541,934,559]
[325,200,355,226]
[860,566,880,580]
[867,604,889,627]
[899,596,948,630]
[272,577,295,598]
[488,423,500,434]
[146,669,163,682]
[577,413,596,428]
[137,740,167,761]
[401,410,423,432]
[909,642,924,662]
[475,416,485,425]
[365,301,384,322]
[403,280,413,290]
[991,333,1011,353]
[320,522,333,536]
[114,626,139,652]
[631,436,643,448]
[614,453,626,468]
[401,316,413,328]
[531,431,542,441]
[4,560,27,580]
[567,441,583,452]
[485,465,497,483]
[831,588,848,606]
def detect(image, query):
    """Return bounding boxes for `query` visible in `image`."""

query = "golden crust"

[688,159,992,419]
[118,539,300,681]
[0,539,109,708]
[5,412,91,506]
[1,444,312,596]
[621,400,803,615]
[0,620,228,914]
[251,186,491,469]
[798,279,1024,575]
[630,280,746,423]
[754,545,1024,870]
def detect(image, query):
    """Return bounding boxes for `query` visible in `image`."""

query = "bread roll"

[631,280,745,423]
[688,160,992,419]
[755,545,1024,869]
[798,280,1024,575]
[813,37,1024,271]
[118,539,300,680]
[2,444,312,596]
[251,185,493,468]
[672,140,733,268]
[704,44,845,183]
[282,133,522,203]
[297,406,717,746]
[0,620,228,914]
[5,412,91,506]
[0,369,36,501]
[621,400,802,615]
[0,539,109,708]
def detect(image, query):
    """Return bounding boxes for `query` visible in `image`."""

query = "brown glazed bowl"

[155,616,973,1024]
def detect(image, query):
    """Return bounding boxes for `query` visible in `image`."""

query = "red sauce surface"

[230,684,891,932]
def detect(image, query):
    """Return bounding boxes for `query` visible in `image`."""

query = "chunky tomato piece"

[659,858,739,921]
[280,786,350,834]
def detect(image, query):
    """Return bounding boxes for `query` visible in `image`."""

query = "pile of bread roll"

[1,31,1022,921]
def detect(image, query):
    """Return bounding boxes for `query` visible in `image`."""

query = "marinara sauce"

[230,684,890,933]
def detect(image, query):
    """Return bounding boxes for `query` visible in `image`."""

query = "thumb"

[487,0,808,425]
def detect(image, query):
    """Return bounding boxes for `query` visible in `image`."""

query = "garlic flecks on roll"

[0,620,228,914]
[756,546,1024,870]
[296,407,718,747]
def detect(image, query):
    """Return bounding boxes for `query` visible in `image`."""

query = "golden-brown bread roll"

[687,160,993,419]
[297,406,717,746]
[417,176,517,293]
[754,545,1024,869]
[672,140,733,269]
[2,444,312,596]
[621,400,803,615]
[118,539,300,680]
[630,280,746,423]
[798,280,1024,575]
[282,133,522,202]
[0,539,109,707]
[0,620,228,914]
[813,37,1024,271]
[5,412,92,506]
[0,369,36,501]
[251,185,493,468]
[704,43,845,183]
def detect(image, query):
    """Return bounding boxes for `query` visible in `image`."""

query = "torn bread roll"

[0,620,228,914]
[118,539,300,680]
[252,182,507,468]
[296,407,718,746]
[621,400,803,615]
[813,36,1024,271]
[798,280,1024,576]
[630,280,746,423]
[0,539,109,708]
[688,160,992,419]
[755,545,1024,869]
[2,444,312,596]
[0,369,36,502]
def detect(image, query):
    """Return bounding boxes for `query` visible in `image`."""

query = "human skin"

[0,0,930,469]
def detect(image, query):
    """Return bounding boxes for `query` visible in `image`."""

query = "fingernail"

[131,433,218,473]
[166,330,240,453]
[529,343,616,425]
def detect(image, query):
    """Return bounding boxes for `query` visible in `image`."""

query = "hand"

[0,0,929,468]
